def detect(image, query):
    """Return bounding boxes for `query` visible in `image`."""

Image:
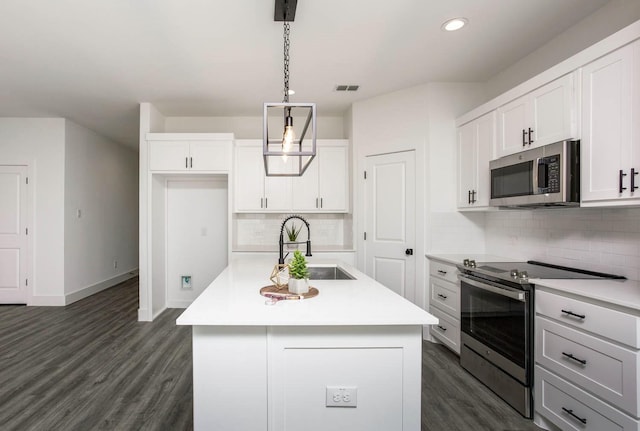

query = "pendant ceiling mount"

[264,0,316,177]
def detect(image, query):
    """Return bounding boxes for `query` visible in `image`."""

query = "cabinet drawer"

[536,366,639,431]
[537,289,640,348]
[536,316,639,416]
[429,261,458,284]
[430,277,460,316]
[429,306,460,355]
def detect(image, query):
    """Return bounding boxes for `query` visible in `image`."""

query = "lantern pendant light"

[263,0,316,177]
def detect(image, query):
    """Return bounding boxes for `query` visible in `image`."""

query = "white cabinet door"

[264,174,292,211]
[292,158,319,211]
[530,73,576,148]
[457,111,494,209]
[235,145,266,211]
[581,42,640,205]
[318,145,348,212]
[457,121,477,208]
[149,141,190,171]
[497,73,577,158]
[497,96,529,157]
[190,141,230,171]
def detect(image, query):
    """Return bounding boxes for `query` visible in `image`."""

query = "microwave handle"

[537,158,548,189]
[458,274,526,302]
[533,158,540,191]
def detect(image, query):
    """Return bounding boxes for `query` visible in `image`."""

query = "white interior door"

[0,166,28,304]
[364,151,416,302]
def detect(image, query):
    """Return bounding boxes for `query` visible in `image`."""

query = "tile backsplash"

[233,213,352,250]
[485,207,640,281]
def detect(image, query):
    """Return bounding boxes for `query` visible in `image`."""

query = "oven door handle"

[458,275,526,302]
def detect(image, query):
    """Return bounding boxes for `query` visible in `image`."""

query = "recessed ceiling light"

[442,18,468,32]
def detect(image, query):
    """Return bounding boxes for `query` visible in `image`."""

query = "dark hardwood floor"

[0,278,542,431]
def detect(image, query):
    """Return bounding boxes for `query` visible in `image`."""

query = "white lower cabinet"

[427,258,460,354]
[535,287,640,430]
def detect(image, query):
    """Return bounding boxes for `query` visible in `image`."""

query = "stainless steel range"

[456,260,624,418]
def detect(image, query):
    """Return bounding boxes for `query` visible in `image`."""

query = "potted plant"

[288,250,310,294]
[285,221,302,250]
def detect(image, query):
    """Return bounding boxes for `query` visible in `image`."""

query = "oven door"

[459,274,531,384]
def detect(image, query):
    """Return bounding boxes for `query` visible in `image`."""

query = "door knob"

[405,248,414,256]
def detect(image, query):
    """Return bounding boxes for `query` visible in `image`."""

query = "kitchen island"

[177,257,438,431]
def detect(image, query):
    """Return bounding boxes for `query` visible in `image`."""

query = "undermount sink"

[307,265,356,280]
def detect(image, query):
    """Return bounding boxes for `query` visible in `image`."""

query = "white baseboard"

[29,295,66,306]
[64,269,139,305]
[166,300,192,309]
[138,307,151,322]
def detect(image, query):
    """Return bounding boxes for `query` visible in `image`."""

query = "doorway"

[364,151,416,302]
[0,165,28,304]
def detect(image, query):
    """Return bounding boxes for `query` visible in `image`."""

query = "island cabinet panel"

[268,326,422,431]
[192,326,268,431]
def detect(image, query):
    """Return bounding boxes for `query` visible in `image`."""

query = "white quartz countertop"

[176,257,438,327]
[533,278,640,312]
[425,253,520,266]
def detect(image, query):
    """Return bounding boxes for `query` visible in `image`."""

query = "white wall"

[163,115,346,139]
[485,208,640,281]
[166,177,228,307]
[484,0,640,100]
[0,118,66,304]
[351,82,485,312]
[64,120,139,301]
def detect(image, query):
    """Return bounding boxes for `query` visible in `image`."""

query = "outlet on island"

[325,386,357,408]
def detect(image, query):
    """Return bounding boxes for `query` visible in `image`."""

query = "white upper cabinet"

[457,111,495,209]
[292,142,349,212]
[496,73,578,157]
[581,41,640,206]
[234,142,292,212]
[148,136,231,172]
[234,140,349,213]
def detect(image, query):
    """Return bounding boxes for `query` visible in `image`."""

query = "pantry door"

[0,165,28,304]
[364,151,416,302]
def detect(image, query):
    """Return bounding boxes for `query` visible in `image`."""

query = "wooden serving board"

[260,285,319,300]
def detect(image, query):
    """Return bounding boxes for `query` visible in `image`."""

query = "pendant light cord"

[283,22,290,103]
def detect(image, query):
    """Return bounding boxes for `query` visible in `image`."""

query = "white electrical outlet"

[113,260,118,269]
[325,386,357,408]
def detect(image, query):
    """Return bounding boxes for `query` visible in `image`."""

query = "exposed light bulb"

[282,115,294,161]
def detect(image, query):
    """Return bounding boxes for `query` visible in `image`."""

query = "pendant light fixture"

[263,0,316,177]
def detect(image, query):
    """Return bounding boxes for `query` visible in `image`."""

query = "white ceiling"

[0,0,613,147]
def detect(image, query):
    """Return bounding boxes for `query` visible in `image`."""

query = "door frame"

[0,162,33,305]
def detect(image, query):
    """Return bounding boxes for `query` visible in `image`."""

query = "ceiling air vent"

[335,85,359,92]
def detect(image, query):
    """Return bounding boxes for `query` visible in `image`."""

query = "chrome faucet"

[279,215,312,264]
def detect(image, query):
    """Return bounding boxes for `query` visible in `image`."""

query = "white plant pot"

[288,278,309,294]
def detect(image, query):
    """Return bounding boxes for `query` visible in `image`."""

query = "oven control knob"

[463,259,470,267]
[519,271,529,279]
[469,260,476,268]
[510,269,518,278]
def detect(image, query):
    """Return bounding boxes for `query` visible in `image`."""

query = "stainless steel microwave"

[489,140,580,208]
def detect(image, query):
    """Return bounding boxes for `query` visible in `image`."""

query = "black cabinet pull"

[315,198,318,208]
[561,309,585,319]
[185,157,188,168]
[265,198,268,208]
[190,157,193,168]
[260,198,263,208]
[620,170,628,193]
[522,129,527,147]
[468,190,471,204]
[320,198,323,208]
[528,127,534,145]
[437,270,447,275]
[437,293,448,300]
[437,325,447,332]
[562,352,587,365]
[562,407,587,424]
[632,168,638,191]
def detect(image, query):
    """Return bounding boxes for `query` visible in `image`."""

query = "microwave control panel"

[538,155,560,193]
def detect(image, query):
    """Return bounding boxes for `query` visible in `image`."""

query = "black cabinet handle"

[522,129,527,147]
[437,325,447,332]
[265,198,268,208]
[468,190,471,204]
[437,293,448,300]
[528,127,534,145]
[405,248,414,256]
[260,198,263,208]
[620,170,628,193]
[562,352,587,365]
[561,309,585,319]
[562,407,587,424]
[320,198,323,208]
[190,157,193,168]
[632,168,638,191]
[437,270,447,275]
[185,157,188,168]
[315,198,318,208]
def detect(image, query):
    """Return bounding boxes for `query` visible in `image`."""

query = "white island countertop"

[177,257,438,327]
